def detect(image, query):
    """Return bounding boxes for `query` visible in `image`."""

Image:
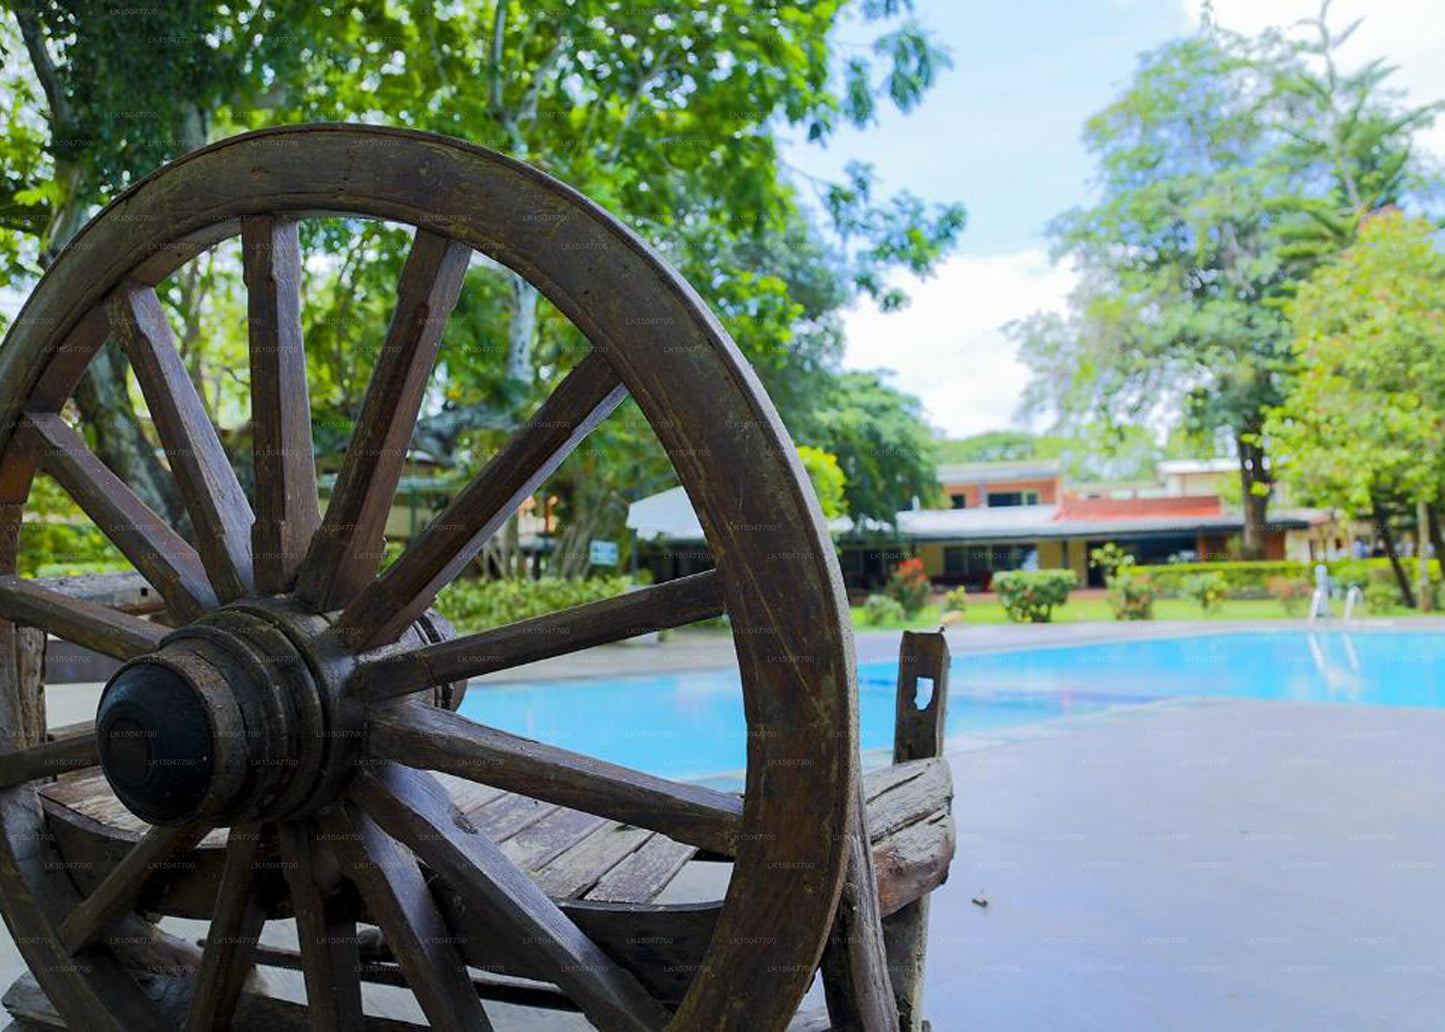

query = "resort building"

[630,456,1335,591]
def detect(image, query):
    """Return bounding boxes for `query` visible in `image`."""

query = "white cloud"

[840,249,1075,439]
[1185,0,1445,157]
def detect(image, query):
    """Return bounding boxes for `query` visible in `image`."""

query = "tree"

[806,370,939,524]
[937,426,1160,482]
[1011,9,1436,558]
[796,445,848,521]
[2,1,322,528]
[2,1,965,572]
[1265,209,1445,604]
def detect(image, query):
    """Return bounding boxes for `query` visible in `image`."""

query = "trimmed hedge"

[434,574,644,633]
[1135,558,1442,594]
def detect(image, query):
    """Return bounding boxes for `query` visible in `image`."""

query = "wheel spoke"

[0,722,97,788]
[335,350,626,650]
[294,229,470,611]
[243,216,321,594]
[276,821,364,1030]
[368,702,741,856]
[185,824,269,1032]
[59,822,208,954]
[0,575,165,659]
[322,804,494,1030]
[19,412,216,619]
[108,283,255,600]
[357,569,723,700]
[352,764,669,1032]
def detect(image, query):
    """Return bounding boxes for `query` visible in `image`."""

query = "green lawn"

[849,595,1424,631]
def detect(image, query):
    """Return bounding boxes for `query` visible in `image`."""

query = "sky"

[783,0,1445,440]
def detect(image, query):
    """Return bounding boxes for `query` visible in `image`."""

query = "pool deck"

[7,619,1445,1029]
[929,694,1445,1031]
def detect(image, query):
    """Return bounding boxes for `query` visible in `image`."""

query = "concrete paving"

[7,623,1445,1028]
[928,696,1445,1031]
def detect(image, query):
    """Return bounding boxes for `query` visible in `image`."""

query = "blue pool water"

[455,631,1445,782]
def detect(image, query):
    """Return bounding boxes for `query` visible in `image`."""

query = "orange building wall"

[942,478,1058,508]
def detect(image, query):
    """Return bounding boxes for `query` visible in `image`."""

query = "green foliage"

[1329,559,1374,589]
[1010,13,1439,556]
[861,593,906,626]
[807,372,940,523]
[1180,571,1227,612]
[1267,576,1312,615]
[992,569,1078,624]
[1106,574,1156,621]
[1136,557,1440,594]
[2,0,965,555]
[935,426,1160,481]
[1332,558,1440,610]
[1266,210,1445,517]
[1089,543,1136,582]
[433,575,641,634]
[1364,580,1405,615]
[942,586,969,614]
[16,475,126,577]
[1134,560,1308,591]
[935,431,1041,464]
[796,445,848,520]
[884,557,931,617]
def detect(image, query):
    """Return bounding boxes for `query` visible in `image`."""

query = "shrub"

[943,586,969,615]
[434,574,641,633]
[992,569,1078,624]
[1107,574,1155,620]
[1089,542,1136,582]
[1364,581,1403,614]
[862,593,906,626]
[1335,560,1440,611]
[1180,571,1226,613]
[1267,577,1312,615]
[885,557,931,617]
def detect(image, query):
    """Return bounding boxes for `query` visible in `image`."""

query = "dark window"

[987,490,1040,507]
[942,543,1039,586]
[950,493,968,509]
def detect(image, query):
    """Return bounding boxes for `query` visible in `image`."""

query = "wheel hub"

[96,602,361,826]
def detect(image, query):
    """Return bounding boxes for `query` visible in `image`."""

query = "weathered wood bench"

[14,630,954,1029]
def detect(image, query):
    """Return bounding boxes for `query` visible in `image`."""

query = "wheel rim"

[0,126,857,1030]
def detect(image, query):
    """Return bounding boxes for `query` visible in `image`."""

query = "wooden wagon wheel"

[0,126,858,1031]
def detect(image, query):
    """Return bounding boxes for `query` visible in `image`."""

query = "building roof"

[627,486,1323,547]
[626,486,705,542]
[895,506,1313,542]
[1157,458,1238,475]
[935,459,1061,483]
[627,485,865,543]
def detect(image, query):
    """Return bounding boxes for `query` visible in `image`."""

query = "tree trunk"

[1236,432,1271,561]
[1417,498,1433,612]
[72,346,195,539]
[1427,503,1445,576]
[502,513,522,579]
[1373,501,1415,609]
[506,275,539,382]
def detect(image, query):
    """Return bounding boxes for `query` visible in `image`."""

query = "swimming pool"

[455,630,1445,782]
